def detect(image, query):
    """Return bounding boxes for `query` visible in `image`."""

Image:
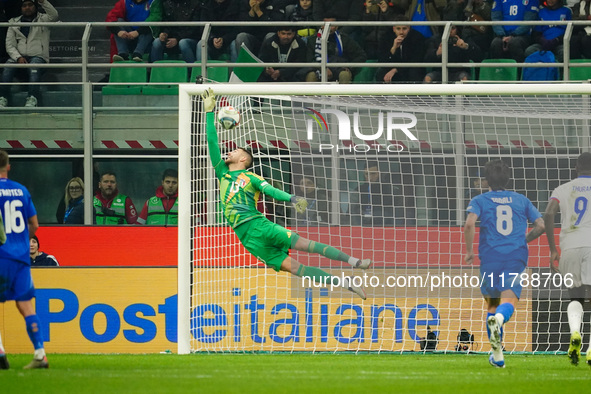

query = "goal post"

[178,83,591,355]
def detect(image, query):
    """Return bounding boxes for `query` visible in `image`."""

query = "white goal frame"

[178,83,591,354]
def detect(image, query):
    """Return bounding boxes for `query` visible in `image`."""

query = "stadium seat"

[142,60,188,95]
[569,59,591,81]
[478,59,518,81]
[190,60,229,83]
[101,61,148,95]
[353,60,377,84]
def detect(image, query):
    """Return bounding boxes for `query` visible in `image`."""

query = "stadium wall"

[0,227,557,354]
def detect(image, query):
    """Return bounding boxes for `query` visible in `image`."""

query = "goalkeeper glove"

[201,88,216,113]
[290,196,308,214]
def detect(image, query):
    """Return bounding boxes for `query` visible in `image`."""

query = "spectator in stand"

[362,0,399,60]
[313,0,364,40]
[350,161,398,226]
[406,0,447,39]
[232,0,285,62]
[292,176,329,226]
[305,16,367,83]
[525,0,571,61]
[287,0,316,43]
[63,177,85,224]
[570,0,591,59]
[106,0,158,63]
[93,171,138,225]
[489,0,539,62]
[150,0,201,63]
[30,236,59,267]
[196,0,240,62]
[461,0,493,52]
[258,26,307,82]
[0,0,59,108]
[423,25,484,82]
[138,168,179,225]
[376,15,426,83]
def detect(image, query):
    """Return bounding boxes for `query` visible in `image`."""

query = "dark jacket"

[200,0,240,53]
[238,0,285,40]
[31,252,59,267]
[306,29,367,76]
[64,196,85,224]
[423,33,484,75]
[258,33,307,82]
[160,0,201,40]
[376,28,426,83]
[313,0,363,23]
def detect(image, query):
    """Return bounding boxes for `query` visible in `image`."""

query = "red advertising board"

[36,226,553,268]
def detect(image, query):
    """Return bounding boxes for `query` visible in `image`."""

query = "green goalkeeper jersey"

[206,112,293,229]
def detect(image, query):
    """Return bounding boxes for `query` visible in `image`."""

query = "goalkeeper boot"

[487,315,502,352]
[488,354,505,368]
[568,331,582,366]
[23,356,48,369]
[344,277,367,300]
[356,259,372,270]
[0,351,9,370]
[586,348,591,367]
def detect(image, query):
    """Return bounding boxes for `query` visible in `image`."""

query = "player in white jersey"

[544,152,591,366]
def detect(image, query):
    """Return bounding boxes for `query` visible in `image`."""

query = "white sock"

[34,348,46,360]
[0,331,4,353]
[567,301,584,335]
[492,314,504,361]
[348,257,360,268]
[493,347,504,362]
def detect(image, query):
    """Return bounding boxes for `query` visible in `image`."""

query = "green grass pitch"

[1,353,588,393]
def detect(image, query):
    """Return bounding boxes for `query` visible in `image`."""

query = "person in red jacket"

[138,168,179,225]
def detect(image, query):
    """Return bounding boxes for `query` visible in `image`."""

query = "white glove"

[201,88,216,113]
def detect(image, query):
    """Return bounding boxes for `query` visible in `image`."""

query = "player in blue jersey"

[524,0,572,61]
[490,0,539,62]
[0,150,48,369]
[464,160,545,368]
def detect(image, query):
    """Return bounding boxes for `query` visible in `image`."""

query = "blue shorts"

[0,260,35,302]
[480,260,526,299]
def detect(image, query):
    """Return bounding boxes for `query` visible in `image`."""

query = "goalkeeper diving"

[203,89,371,299]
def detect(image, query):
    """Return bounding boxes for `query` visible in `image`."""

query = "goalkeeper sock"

[25,315,44,352]
[296,264,336,287]
[307,241,352,265]
[567,301,583,335]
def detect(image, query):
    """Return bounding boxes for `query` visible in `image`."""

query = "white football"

[217,106,241,130]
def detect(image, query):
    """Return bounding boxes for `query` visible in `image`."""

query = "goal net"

[178,83,591,354]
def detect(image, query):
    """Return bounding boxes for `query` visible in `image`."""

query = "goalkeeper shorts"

[234,217,299,272]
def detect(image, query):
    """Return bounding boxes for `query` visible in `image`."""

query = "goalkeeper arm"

[252,176,308,214]
[202,89,229,179]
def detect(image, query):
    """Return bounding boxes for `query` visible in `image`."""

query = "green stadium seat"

[478,59,518,81]
[101,61,148,95]
[142,60,188,95]
[190,60,229,83]
[353,59,377,84]
[569,59,591,81]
